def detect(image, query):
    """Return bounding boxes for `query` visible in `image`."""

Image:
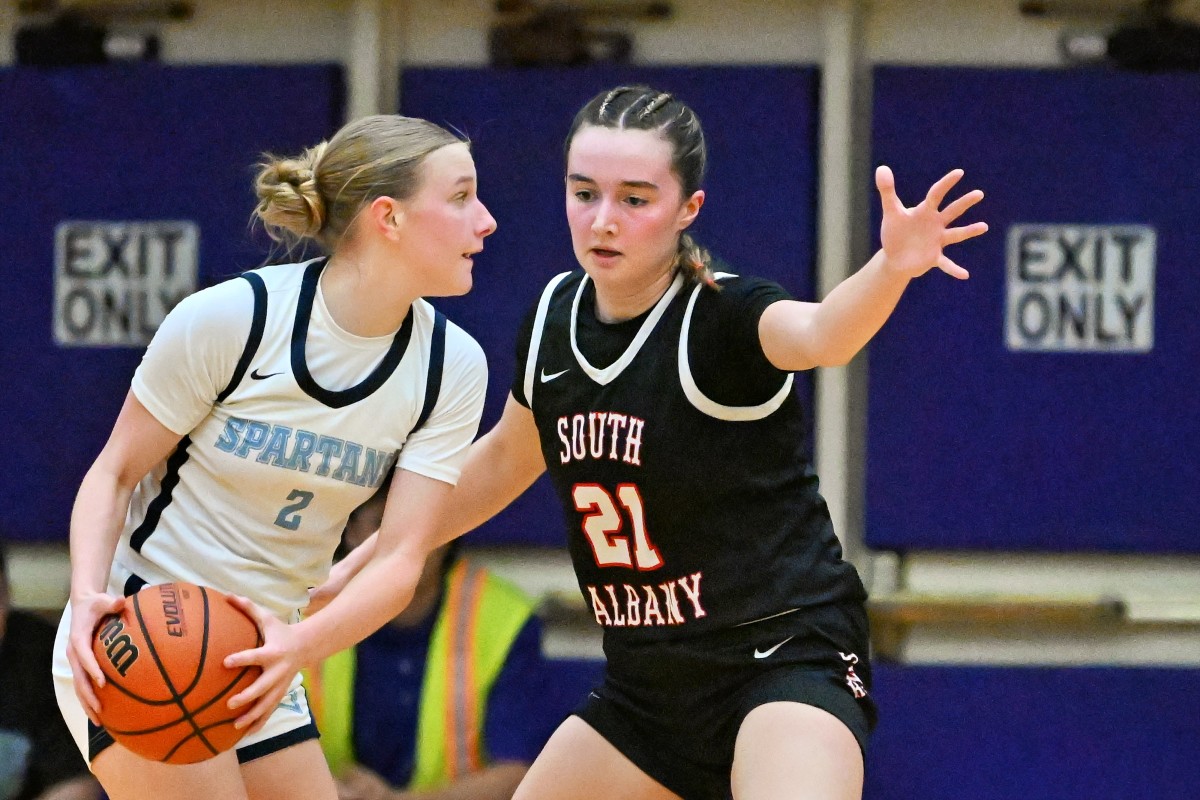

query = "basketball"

[91,581,263,764]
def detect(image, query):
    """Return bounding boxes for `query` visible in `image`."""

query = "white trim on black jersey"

[679,272,794,421]
[569,271,685,386]
[524,271,573,411]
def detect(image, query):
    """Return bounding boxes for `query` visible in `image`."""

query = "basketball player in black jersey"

[317,85,987,800]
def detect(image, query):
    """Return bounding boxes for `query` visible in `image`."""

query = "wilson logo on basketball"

[158,583,187,637]
[97,616,140,677]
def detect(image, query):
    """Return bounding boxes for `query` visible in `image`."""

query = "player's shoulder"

[543,268,586,302]
[710,267,788,294]
[698,268,794,310]
[242,259,317,293]
[426,304,487,377]
[444,317,486,363]
[513,268,583,322]
[166,271,257,332]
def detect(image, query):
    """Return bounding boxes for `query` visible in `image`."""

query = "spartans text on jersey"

[214,416,396,488]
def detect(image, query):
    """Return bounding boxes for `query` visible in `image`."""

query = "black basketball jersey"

[513,268,867,643]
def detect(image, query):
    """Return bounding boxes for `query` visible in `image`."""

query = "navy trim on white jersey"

[291,259,413,409]
[410,310,447,435]
[129,435,192,553]
[216,271,268,403]
[122,573,148,597]
[132,273,268,555]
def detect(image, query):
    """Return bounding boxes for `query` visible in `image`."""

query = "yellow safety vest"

[307,559,537,790]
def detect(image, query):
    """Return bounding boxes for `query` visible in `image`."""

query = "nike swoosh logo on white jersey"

[540,368,569,383]
[753,635,795,659]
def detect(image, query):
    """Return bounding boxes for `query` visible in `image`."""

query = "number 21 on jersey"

[573,483,663,570]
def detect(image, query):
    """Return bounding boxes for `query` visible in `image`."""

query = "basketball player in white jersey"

[53,114,497,800]
[318,86,987,800]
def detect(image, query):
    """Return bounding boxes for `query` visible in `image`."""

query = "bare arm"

[438,393,547,539]
[306,394,545,615]
[230,395,546,728]
[227,466,450,729]
[760,166,987,371]
[66,392,183,721]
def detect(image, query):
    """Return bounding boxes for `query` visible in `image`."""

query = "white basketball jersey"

[110,259,486,620]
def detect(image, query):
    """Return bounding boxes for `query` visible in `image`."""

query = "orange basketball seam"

[95,582,263,763]
[130,586,220,757]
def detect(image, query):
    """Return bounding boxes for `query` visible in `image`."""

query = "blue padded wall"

[401,66,822,546]
[865,664,1200,800]
[0,64,343,542]
[867,67,1200,552]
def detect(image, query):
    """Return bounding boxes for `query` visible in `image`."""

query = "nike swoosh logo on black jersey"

[251,368,283,380]
[540,368,569,383]
[753,635,795,659]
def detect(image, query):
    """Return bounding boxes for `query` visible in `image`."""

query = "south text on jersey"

[214,416,396,488]
[558,411,645,466]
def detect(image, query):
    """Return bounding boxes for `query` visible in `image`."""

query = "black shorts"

[574,601,876,800]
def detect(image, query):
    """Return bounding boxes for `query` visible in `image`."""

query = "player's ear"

[677,189,704,232]
[368,196,405,240]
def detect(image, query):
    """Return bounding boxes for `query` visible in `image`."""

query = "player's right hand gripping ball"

[92,581,263,763]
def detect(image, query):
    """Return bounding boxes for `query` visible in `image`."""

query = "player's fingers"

[66,645,103,720]
[940,189,984,222]
[226,655,293,709]
[225,662,273,709]
[943,221,989,246]
[875,165,903,211]
[938,254,971,280]
[69,631,107,688]
[73,687,101,726]
[235,686,286,732]
[926,168,965,208]
[223,643,265,671]
[226,593,266,625]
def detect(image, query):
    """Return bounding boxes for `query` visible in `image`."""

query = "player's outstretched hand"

[223,594,308,735]
[875,165,988,280]
[66,591,125,725]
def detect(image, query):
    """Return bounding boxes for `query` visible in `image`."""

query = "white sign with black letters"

[1006,224,1155,353]
[54,220,199,347]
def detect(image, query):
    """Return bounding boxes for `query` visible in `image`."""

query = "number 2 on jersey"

[573,483,663,570]
[274,489,314,530]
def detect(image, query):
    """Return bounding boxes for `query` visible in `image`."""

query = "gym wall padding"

[866,67,1200,553]
[401,66,822,546]
[0,64,343,542]
[864,663,1200,800]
